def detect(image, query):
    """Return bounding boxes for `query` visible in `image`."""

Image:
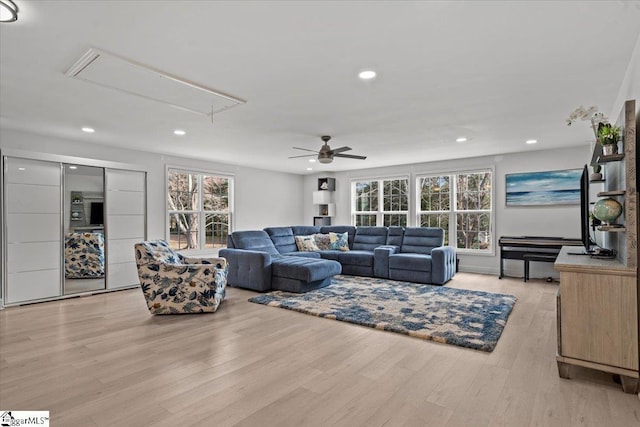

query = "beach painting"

[506,169,582,206]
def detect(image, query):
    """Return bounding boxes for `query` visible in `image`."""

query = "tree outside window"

[167,169,232,250]
[352,178,408,226]
[418,171,492,252]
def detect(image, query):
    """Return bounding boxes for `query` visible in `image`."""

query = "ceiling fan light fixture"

[0,0,18,23]
[318,151,333,163]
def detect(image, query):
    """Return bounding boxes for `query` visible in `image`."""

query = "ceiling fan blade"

[288,154,318,159]
[330,146,352,154]
[292,146,319,153]
[334,153,367,160]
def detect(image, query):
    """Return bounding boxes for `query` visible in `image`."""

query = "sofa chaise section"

[220,230,341,292]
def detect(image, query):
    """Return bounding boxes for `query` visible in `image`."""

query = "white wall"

[304,145,592,278]
[0,129,305,242]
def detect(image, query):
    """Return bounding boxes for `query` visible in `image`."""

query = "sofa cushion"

[230,230,280,256]
[352,226,388,251]
[317,250,341,261]
[320,226,356,248]
[312,233,331,250]
[389,253,432,272]
[271,256,341,282]
[295,235,320,252]
[292,225,321,236]
[400,227,444,254]
[329,232,350,251]
[338,250,374,267]
[386,226,405,246]
[264,227,297,254]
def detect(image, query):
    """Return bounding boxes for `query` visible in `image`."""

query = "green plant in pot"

[590,164,602,181]
[597,122,621,155]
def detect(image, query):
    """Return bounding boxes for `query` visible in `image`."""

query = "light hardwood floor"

[1,273,638,426]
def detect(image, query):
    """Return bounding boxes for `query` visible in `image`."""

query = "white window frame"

[166,166,234,252]
[416,169,494,255]
[351,176,409,227]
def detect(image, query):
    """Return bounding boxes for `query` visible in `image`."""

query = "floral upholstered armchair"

[134,240,228,314]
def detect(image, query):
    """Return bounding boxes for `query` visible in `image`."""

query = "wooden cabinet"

[555,247,638,393]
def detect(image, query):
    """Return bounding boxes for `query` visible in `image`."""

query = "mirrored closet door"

[2,154,146,306]
[63,164,106,295]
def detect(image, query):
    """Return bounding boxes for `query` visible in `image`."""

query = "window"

[417,170,492,252]
[352,177,408,226]
[167,168,233,251]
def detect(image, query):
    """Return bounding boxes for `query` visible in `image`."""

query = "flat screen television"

[579,164,595,252]
[90,202,104,225]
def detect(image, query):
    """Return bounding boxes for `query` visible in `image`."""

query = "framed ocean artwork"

[505,168,582,206]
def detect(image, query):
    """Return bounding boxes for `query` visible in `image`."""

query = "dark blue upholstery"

[291,226,321,236]
[400,227,444,254]
[352,227,389,251]
[221,229,340,292]
[230,230,280,255]
[386,226,404,246]
[264,227,297,253]
[222,225,455,289]
[272,256,341,282]
[219,248,272,291]
[388,227,455,285]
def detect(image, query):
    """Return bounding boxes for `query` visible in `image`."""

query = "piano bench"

[523,254,557,282]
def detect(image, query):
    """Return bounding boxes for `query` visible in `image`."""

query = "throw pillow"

[295,235,320,252]
[329,232,350,251]
[312,233,331,250]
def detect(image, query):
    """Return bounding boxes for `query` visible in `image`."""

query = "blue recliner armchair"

[387,227,456,285]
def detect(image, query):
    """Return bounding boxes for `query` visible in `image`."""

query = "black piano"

[499,236,583,281]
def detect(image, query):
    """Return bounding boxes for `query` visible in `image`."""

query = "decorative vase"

[592,197,623,225]
[602,144,616,156]
[590,172,603,181]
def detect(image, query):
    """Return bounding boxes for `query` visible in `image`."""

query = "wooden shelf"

[590,178,605,183]
[598,225,626,232]
[597,190,625,197]
[596,153,625,164]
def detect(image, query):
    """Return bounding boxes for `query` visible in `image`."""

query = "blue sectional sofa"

[220,225,456,293]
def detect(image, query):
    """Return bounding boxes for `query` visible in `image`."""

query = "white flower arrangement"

[566,105,607,126]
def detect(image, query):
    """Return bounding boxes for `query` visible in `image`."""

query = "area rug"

[248,275,516,352]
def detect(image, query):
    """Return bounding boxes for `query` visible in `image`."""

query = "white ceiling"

[1,1,639,174]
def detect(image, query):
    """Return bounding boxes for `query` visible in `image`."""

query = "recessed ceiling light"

[173,129,186,136]
[69,165,78,170]
[307,167,313,171]
[17,167,25,171]
[456,137,467,143]
[81,127,95,133]
[358,70,376,80]
[309,159,316,163]
[526,139,538,144]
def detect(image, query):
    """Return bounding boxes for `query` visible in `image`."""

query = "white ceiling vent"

[65,48,246,119]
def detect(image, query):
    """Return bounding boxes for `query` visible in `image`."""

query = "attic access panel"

[66,48,246,118]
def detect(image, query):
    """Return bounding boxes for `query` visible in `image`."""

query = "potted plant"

[597,122,621,155]
[590,164,602,181]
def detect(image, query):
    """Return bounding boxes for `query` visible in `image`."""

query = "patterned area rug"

[248,275,516,352]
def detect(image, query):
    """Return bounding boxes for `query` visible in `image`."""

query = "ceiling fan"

[289,135,367,164]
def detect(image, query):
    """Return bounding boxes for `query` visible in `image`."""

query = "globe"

[593,197,623,225]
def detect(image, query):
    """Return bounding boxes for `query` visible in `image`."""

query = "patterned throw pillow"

[329,232,350,251]
[295,235,320,252]
[312,233,331,250]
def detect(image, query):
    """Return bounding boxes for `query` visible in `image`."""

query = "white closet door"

[4,158,61,303]
[105,169,146,289]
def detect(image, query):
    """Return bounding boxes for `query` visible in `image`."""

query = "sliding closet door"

[4,157,62,303]
[105,169,146,289]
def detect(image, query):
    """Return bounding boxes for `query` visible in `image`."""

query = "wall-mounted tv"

[90,202,104,225]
